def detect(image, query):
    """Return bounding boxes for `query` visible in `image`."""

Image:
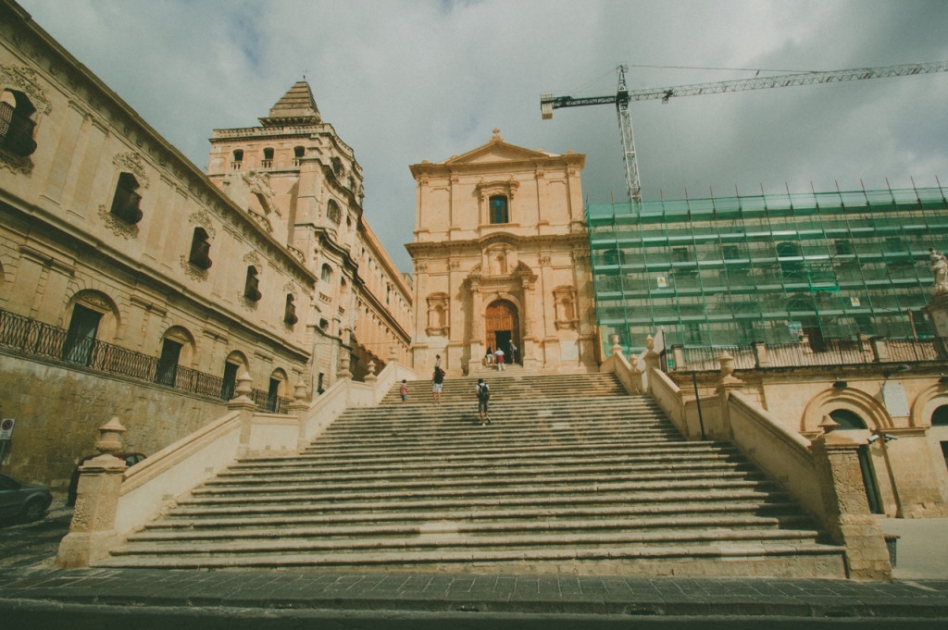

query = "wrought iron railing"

[0,307,292,413]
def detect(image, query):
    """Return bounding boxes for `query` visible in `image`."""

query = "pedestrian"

[476,378,491,426]
[509,341,518,364]
[485,347,494,365]
[399,379,408,403]
[432,357,444,404]
[495,347,505,370]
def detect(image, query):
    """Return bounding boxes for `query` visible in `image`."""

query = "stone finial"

[610,335,623,357]
[235,371,253,398]
[645,335,655,352]
[293,379,307,401]
[95,417,126,455]
[819,414,840,434]
[717,351,735,378]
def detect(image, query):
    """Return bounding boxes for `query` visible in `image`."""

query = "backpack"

[477,383,490,401]
[434,366,444,383]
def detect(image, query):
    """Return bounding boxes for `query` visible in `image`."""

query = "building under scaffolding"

[588,186,948,355]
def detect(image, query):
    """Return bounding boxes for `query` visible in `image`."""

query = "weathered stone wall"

[0,351,226,490]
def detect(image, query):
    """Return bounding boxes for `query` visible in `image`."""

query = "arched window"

[489,195,509,224]
[266,369,287,412]
[244,266,261,301]
[189,228,212,269]
[0,89,37,157]
[155,326,194,387]
[830,409,868,431]
[331,156,344,178]
[326,199,341,224]
[931,405,948,427]
[61,291,118,366]
[110,172,143,224]
[321,264,332,283]
[284,294,298,325]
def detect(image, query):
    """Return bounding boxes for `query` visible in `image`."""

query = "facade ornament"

[111,152,150,189]
[242,251,262,266]
[97,204,139,239]
[188,210,216,240]
[180,255,209,281]
[0,64,52,114]
[930,248,948,296]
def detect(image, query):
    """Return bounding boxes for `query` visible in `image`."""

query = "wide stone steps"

[102,373,847,576]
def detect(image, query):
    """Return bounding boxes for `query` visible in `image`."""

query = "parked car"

[0,472,53,523]
[66,452,147,507]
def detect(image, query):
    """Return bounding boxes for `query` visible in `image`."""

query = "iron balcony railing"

[0,307,292,413]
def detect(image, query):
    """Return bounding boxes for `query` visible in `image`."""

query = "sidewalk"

[0,502,947,625]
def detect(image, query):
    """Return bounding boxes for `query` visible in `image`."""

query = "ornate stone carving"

[0,64,52,114]
[97,204,139,239]
[930,248,948,296]
[180,255,208,281]
[242,251,262,266]
[111,152,150,189]
[238,292,259,311]
[188,210,216,239]
[425,292,450,337]
[553,285,579,330]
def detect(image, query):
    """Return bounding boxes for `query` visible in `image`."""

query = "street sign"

[0,418,14,441]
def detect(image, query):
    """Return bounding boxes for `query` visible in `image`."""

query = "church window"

[932,405,948,427]
[188,228,212,270]
[331,156,344,178]
[232,149,243,170]
[244,266,261,301]
[284,294,298,325]
[262,147,274,168]
[672,247,691,262]
[321,264,332,283]
[489,195,509,224]
[110,172,143,225]
[829,409,867,431]
[327,199,341,224]
[0,89,37,157]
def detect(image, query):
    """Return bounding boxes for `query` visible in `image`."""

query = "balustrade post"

[751,341,770,368]
[869,337,889,363]
[288,379,309,454]
[229,371,256,457]
[57,417,129,567]
[671,344,686,372]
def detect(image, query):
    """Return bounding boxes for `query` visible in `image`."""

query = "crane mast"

[541,60,948,204]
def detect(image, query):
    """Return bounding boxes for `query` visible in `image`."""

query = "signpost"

[0,418,14,469]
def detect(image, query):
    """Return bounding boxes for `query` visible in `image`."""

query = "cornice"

[405,231,587,256]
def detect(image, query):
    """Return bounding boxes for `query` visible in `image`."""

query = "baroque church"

[407,129,598,376]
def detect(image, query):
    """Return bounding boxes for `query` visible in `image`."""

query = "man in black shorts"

[476,378,491,426]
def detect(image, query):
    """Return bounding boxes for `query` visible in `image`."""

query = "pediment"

[445,138,552,166]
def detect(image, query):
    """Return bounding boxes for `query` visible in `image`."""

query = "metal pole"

[692,372,707,441]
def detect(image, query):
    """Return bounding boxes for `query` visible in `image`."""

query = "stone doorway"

[485,299,519,362]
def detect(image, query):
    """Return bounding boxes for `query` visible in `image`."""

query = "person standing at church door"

[495,347,505,371]
[508,341,518,364]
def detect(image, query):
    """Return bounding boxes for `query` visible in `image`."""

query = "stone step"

[144,501,806,529]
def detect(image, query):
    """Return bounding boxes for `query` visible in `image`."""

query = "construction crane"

[541,61,948,204]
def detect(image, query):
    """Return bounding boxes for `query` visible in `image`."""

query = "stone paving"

[1,499,947,624]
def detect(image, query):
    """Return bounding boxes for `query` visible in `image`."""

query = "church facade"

[407,131,598,375]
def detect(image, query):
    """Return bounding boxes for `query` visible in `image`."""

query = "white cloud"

[18,0,948,271]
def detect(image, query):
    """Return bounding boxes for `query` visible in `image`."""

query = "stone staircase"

[102,372,847,577]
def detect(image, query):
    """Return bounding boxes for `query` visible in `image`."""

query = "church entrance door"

[485,299,519,362]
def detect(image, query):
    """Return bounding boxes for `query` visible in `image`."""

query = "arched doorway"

[485,299,519,363]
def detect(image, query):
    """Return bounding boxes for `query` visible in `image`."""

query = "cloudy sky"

[18,0,948,272]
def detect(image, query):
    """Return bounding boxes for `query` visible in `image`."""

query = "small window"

[672,247,691,262]
[244,266,261,301]
[326,199,341,224]
[284,294,298,325]
[294,146,305,158]
[722,245,742,261]
[155,337,182,387]
[262,147,273,169]
[932,405,948,427]
[603,249,625,266]
[319,318,329,330]
[321,264,332,283]
[489,195,509,224]
[220,361,239,400]
[110,172,143,224]
[331,157,344,178]
[189,227,212,270]
[0,89,37,157]
[62,303,102,366]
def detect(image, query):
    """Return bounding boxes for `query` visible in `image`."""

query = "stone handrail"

[648,367,688,437]
[599,348,641,395]
[104,361,417,544]
[727,391,823,518]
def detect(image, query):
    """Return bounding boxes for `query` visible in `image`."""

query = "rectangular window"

[489,196,509,224]
[220,362,239,400]
[62,304,102,366]
[672,247,691,262]
[155,338,182,387]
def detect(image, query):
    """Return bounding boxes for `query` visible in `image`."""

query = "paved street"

[1,500,947,628]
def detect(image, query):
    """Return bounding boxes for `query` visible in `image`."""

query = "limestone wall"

[0,351,226,489]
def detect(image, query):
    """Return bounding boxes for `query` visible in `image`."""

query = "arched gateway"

[485,299,519,362]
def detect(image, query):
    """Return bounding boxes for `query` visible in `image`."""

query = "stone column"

[469,279,484,369]
[229,371,257,457]
[57,417,129,568]
[811,427,893,580]
[290,379,310,453]
[521,278,540,371]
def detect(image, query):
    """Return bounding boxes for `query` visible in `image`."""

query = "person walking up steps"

[495,347,505,370]
[399,379,408,403]
[432,355,444,404]
[476,378,491,426]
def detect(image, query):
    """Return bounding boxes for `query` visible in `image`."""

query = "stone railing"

[59,356,416,568]
[669,336,947,372]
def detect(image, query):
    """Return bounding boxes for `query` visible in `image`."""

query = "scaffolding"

[588,185,948,355]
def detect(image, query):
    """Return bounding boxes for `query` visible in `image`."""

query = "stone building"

[407,130,597,375]
[206,81,412,385]
[0,0,410,488]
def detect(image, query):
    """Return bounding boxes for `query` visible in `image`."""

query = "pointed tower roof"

[259,81,321,126]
